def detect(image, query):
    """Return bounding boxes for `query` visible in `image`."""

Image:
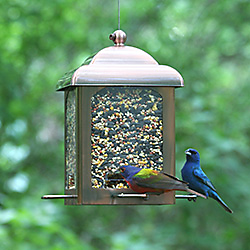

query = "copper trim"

[72,46,183,87]
[57,45,184,90]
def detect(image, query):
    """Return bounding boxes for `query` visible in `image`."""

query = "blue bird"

[181,148,233,213]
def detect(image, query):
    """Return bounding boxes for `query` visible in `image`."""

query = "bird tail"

[186,188,207,199]
[210,191,233,213]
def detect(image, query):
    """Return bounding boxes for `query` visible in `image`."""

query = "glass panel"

[91,87,163,189]
[65,88,77,190]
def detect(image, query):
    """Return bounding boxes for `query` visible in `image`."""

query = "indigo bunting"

[119,165,206,198]
[181,148,233,213]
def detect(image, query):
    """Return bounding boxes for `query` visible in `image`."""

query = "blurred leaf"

[0,0,249,249]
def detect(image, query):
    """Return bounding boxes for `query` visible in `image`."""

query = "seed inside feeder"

[91,87,163,189]
[65,89,77,190]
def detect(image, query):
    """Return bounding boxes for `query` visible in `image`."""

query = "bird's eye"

[120,167,125,172]
[189,150,196,154]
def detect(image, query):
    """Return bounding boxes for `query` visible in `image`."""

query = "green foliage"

[1,0,250,249]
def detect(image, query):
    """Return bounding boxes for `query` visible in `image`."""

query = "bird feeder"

[44,30,184,205]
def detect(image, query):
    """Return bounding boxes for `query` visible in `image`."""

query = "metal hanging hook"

[118,0,120,30]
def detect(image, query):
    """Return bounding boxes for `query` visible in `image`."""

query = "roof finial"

[109,30,127,46]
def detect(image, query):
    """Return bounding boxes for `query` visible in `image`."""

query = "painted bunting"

[119,165,206,198]
[181,148,233,213]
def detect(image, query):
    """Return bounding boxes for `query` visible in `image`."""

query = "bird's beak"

[185,150,192,156]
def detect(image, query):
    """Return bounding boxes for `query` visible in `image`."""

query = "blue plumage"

[181,148,233,213]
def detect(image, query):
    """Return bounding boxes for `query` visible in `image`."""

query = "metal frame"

[64,87,78,205]
[62,86,176,205]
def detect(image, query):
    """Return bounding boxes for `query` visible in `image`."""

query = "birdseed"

[91,87,163,189]
[65,89,77,190]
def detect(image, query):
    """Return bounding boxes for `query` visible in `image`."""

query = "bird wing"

[193,169,216,192]
[132,169,187,189]
[162,172,188,184]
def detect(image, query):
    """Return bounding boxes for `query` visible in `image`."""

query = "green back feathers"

[133,168,189,190]
[134,168,159,179]
[57,53,96,88]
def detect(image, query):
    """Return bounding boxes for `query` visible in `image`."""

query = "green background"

[1,0,250,249]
